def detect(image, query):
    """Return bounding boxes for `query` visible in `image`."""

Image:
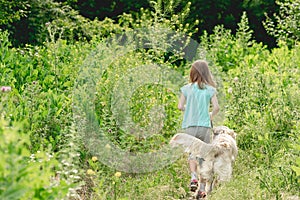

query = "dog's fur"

[170,126,238,193]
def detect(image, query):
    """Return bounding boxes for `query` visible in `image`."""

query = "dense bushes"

[198,11,299,199]
[0,0,280,47]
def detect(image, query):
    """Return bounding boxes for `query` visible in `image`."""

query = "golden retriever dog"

[170,126,238,196]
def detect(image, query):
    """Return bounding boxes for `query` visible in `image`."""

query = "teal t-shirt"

[180,83,216,129]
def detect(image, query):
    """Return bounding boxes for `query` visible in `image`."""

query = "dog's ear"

[213,126,237,140]
[219,141,231,149]
[213,126,227,135]
[227,129,237,140]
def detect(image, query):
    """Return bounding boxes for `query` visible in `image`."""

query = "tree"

[1,0,122,45]
[264,0,300,47]
[0,0,28,25]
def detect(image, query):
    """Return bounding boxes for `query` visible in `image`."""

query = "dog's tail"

[169,133,216,158]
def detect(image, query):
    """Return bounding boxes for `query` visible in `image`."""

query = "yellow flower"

[92,156,98,162]
[115,172,121,178]
[87,169,96,175]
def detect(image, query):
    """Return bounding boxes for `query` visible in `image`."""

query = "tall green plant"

[264,0,300,47]
[0,119,70,200]
[199,11,266,72]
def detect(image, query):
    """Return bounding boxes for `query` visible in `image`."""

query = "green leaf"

[0,185,28,200]
[291,166,300,177]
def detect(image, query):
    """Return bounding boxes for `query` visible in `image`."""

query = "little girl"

[178,60,220,198]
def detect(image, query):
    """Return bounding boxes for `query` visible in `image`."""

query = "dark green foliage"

[73,0,149,19]
[1,0,280,47]
[67,0,279,47]
[0,0,28,25]
[264,0,300,47]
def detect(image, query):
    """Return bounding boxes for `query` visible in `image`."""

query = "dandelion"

[1,86,11,92]
[115,172,121,178]
[87,169,95,175]
[92,156,98,162]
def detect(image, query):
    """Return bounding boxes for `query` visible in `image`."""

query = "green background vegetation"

[0,0,281,47]
[0,0,299,199]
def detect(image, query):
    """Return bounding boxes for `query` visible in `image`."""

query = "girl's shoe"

[190,179,198,192]
[196,190,207,199]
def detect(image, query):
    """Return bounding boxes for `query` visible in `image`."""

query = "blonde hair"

[190,60,216,89]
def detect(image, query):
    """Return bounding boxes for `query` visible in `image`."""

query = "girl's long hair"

[190,60,216,89]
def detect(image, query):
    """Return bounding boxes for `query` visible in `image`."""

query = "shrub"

[0,119,70,200]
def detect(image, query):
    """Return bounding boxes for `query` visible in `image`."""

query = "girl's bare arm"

[210,94,220,120]
[178,94,186,111]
